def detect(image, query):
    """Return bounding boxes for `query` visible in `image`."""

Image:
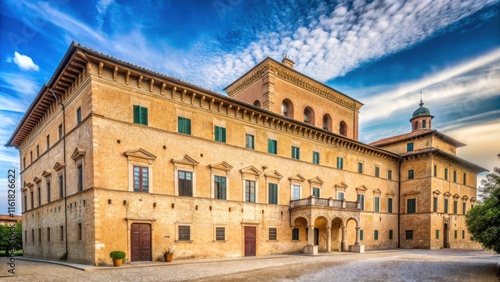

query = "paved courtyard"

[0,249,498,281]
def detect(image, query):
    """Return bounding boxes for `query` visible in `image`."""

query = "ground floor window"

[269,228,277,241]
[292,228,299,240]
[406,230,413,240]
[374,230,379,240]
[178,225,191,241]
[454,230,457,239]
[215,227,225,241]
[462,230,465,239]
[359,230,364,241]
[389,230,393,240]
[436,230,439,239]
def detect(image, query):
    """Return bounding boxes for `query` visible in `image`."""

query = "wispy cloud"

[95,0,115,29]
[6,52,39,71]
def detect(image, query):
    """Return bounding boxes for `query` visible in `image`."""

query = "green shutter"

[178,117,184,133]
[141,107,148,125]
[215,126,220,141]
[186,118,191,134]
[388,198,393,213]
[221,127,226,143]
[133,105,140,123]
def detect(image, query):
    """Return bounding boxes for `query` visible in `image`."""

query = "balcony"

[290,196,360,211]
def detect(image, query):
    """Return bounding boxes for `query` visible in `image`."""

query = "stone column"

[341,226,347,251]
[307,225,315,246]
[326,225,332,253]
[355,227,360,245]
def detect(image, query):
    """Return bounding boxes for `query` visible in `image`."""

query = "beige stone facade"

[7,43,485,265]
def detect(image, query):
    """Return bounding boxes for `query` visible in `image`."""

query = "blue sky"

[1,0,499,214]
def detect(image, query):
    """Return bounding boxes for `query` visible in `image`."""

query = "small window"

[408,169,414,180]
[436,230,439,239]
[216,227,225,241]
[303,107,314,124]
[422,120,426,128]
[268,183,277,204]
[76,107,82,124]
[375,166,380,177]
[133,105,148,125]
[78,223,82,240]
[453,170,457,183]
[38,228,41,242]
[77,164,83,192]
[388,170,392,180]
[388,198,393,213]
[214,176,226,200]
[433,165,437,177]
[374,196,380,212]
[30,191,34,209]
[433,197,438,212]
[245,180,256,202]
[292,185,301,200]
[178,117,191,135]
[178,225,191,241]
[374,230,378,240]
[312,151,320,164]
[133,166,149,192]
[46,135,50,150]
[245,134,254,149]
[453,200,458,214]
[322,114,332,131]
[406,230,413,240]
[58,124,63,140]
[253,100,261,107]
[214,126,226,143]
[444,198,449,213]
[268,139,277,154]
[444,168,448,180]
[407,142,414,152]
[312,188,320,198]
[47,227,50,242]
[58,175,64,198]
[463,173,466,185]
[339,121,347,136]
[269,228,277,241]
[454,230,457,239]
[358,194,365,210]
[32,229,34,243]
[36,145,39,158]
[23,157,26,169]
[337,157,344,169]
[292,228,299,240]
[60,226,64,241]
[291,146,300,159]
[47,180,51,203]
[25,231,27,243]
[407,198,416,213]
[462,202,466,215]
[281,99,293,117]
[178,171,193,197]
[462,230,465,239]
[37,186,41,207]
[30,151,33,163]
[359,230,364,241]
[338,192,345,200]
[389,230,393,240]
[357,162,363,173]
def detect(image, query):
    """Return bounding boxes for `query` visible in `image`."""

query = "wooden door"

[131,223,151,261]
[244,226,256,256]
[443,223,450,248]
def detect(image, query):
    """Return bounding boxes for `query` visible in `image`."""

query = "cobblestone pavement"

[0,249,498,281]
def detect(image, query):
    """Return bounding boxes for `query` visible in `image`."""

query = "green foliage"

[466,168,500,253]
[0,220,22,253]
[110,251,126,259]
[478,167,500,203]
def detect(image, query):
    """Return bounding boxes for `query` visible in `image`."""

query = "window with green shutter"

[374,196,380,212]
[407,142,414,152]
[453,200,458,214]
[407,198,416,213]
[268,183,277,204]
[444,198,449,213]
[374,230,378,240]
[214,176,226,200]
[214,126,226,143]
[453,170,457,182]
[375,166,380,177]
[292,228,299,240]
[389,230,393,240]
[337,157,344,169]
[444,168,448,180]
[178,117,191,134]
[408,169,414,179]
[312,188,320,198]
[291,146,300,159]
[245,134,254,149]
[312,151,320,164]
[359,230,364,241]
[133,105,148,125]
[268,139,277,154]
[388,198,393,213]
[433,197,438,212]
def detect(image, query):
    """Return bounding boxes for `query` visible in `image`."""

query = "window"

[60,226,64,241]
[374,196,380,212]
[422,120,427,128]
[444,168,448,180]
[32,229,34,243]
[281,99,293,117]
[37,186,41,207]
[303,107,314,124]
[359,230,364,241]
[268,139,277,154]
[291,146,300,159]
[216,227,225,241]
[47,181,51,203]
[23,157,26,169]
[292,228,299,240]
[339,121,347,136]
[133,105,148,125]
[338,192,345,200]
[462,202,466,215]
[454,230,457,239]
[462,230,465,239]
[58,175,64,198]
[245,134,254,149]
[453,200,458,214]
[433,165,437,177]
[312,188,320,198]
[453,170,457,183]
[407,142,414,152]
[76,107,82,124]
[436,230,439,239]
[46,134,50,150]
[47,227,50,242]
[178,171,193,196]
[463,173,466,185]
[375,166,380,177]
[77,164,83,192]
[388,198,393,213]
[269,228,277,241]
[133,166,149,192]
[312,151,320,164]
[408,169,414,180]
[78,223,82,240]
[30,191,34,209]
[36,145,39,158]
[292,185,301,200]
[24,195,27,212]
[444,199,449,213]
[253,100,261,107]
[178,226,191,241]
[214,176,226,200]
[178,117,191,135]
[245,180,256,202]
[406,230,413,240]
[38,228,41,243]
[388,170,392,180]
[358,194,365,210]
[337,157,344,169]
[30,151,32,163]
[389,230,393,240]
[58,124,63,140]
[268,183,277,204]
[407,198,416,213]
[214,126,226,143]
[374,230,379,240]
[433,197,438,212]
[322,114,332,131]
[358,162,363,173]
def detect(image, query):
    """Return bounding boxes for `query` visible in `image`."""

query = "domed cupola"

[410,98,434,132]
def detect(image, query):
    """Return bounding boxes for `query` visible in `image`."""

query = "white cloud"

[95,0,115,29]
[9,52,39,71]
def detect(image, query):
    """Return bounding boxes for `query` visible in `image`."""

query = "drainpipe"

[397,157,402,249]
[49,88,68,257]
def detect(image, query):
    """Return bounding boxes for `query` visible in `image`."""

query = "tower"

[410,98,434,131]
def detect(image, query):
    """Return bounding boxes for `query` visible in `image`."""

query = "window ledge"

[213,240,227,243]
[175,240,193,243]
[266,240,278,242]
[291,240,300,242]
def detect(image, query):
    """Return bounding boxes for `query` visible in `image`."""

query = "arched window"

[303,106,315,125]
[281,99,294,118]
[422,120,426,128]
[413,121,418,131]
[322,114,332,131]
[253,100,261,108]
[339,121,347,136]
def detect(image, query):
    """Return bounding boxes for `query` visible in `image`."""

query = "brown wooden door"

[131,223,151,261]
[443,223,450,248]
[244,226,256,256]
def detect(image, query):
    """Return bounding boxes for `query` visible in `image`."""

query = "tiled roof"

[0,214,22,221]
[370,129,465,147]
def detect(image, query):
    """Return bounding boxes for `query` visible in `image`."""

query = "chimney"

[281,55,295,69]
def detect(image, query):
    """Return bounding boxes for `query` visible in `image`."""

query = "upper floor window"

[433,165,437,177]
[388,170,392,180]
[339,121,347,136]
[433,197,438,212]
[374,196,380,212]
[58,124,63,140]
[322,114,332,131]
[46,135,50,150]
[133,166,149,192]
[268,139,277,154]
[388,198,393,213]
[214,176,226,200]
[407,142,414,152]
[245,134,254,149]
[463,173,466,185]
[422,120,427,128]
[214,126,226,143]
[133,105,148,125]
[253,100,261,107]
[58,175,64,198]
[245,180,256,202]
[292,185,301,200]
[178,117,191,135]
[375,166,380,177]
[358,162,363,173]
[268,183,277,204]
[408,169,415,180]
[358,194,365,210]
[77,164,83,192]
[338,192,345,200]
[312,151,320,164]
[178,171,193,196]
[453,170,457,183]
[312,187,320,198]
[407,198,416,213]
[281,99,293,118]
[47,180,51,203]
[337,157,344,169]
[303,106,314,125]
[444,168,448,180]
[291,146,300,160]
[76,107,82,124]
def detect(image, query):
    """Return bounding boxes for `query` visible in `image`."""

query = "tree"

[466,168,500,253]
[0,220,22,254]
